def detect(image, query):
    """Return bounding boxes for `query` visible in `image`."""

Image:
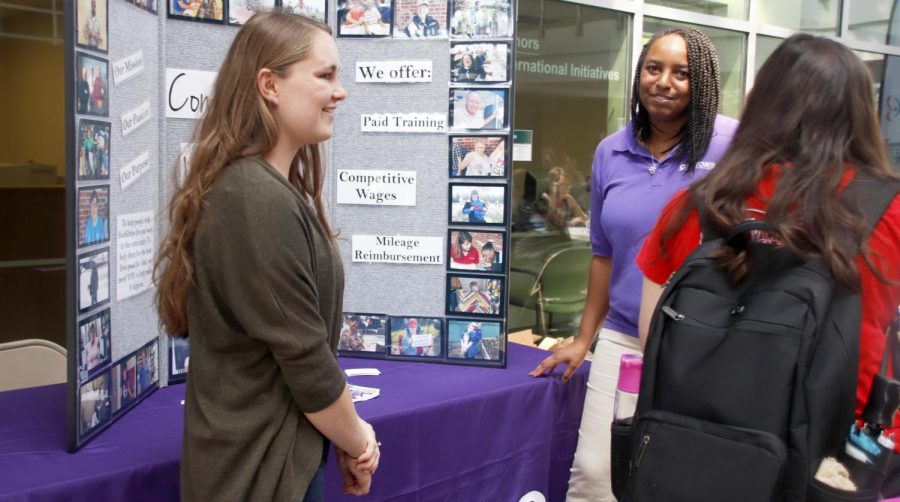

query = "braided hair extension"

[630,27,720,173]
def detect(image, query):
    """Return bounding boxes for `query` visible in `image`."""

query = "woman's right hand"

[528,337,590,383]
[337,448,372,496]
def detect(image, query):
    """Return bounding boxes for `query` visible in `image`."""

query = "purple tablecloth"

[0,343,589,501]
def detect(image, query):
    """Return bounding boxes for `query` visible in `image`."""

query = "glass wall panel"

[510,3,631,335]
[754,35,782,75]
[643,18,746,117]
[855,50,886,104]
[848,0,895,45]
[646,0,747,20]
[757,0,839,35]
[882,54,900,166]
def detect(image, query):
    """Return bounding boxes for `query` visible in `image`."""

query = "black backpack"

[616,179,900,502]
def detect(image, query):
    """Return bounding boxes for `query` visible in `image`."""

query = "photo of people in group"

[78,186,110,247]
[450,135,506,177]
[449,89,508,131]
[449,0,512,38]
[447,320,503,361]
[337,0,392,36]
[450,42,509,84]
[449,183,506,225]
[78,249,110,313]
[76,0,107,52]
[447,275,503,317]
[282,0,326,21]
[168,0,225,22]
[79,371,110,438]
[394,0,445,38]
[448,229,504,272]
[78,310,111,378]
[228,0,276,24]
[389,317,442,357]
[339,313,387,354]
[78,120,110,180]
[75,53,108,117]
[110,355,136,414]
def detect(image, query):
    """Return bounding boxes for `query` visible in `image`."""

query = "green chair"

[510,239,592,338]
[532,243,592,337]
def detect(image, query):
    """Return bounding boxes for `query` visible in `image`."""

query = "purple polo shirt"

[590,114,738,337]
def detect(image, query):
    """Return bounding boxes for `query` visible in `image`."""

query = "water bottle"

[611,353,642,499]
[613,354,642,426]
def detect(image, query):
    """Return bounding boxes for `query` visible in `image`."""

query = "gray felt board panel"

[102,0,161,370]
[151,14,475,382]
[332,37,458,317]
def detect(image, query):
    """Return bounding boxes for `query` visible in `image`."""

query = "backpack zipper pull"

[661,305,684,321]
[634,434,651,468]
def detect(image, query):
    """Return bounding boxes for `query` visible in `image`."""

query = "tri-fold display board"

[66,0,516,450]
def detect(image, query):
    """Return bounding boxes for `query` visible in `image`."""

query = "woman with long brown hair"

[637,33,900,481]
[154,12,378,501]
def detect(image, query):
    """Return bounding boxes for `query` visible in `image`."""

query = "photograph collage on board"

[78,339,160,442]
[73,0,115,450]
[332,0,515,367]
[168,0,328,24]
[336,310,507,366]
[443,4,513,368]
[338,313,507,367]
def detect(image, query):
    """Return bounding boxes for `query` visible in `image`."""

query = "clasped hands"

[336,418,381,496]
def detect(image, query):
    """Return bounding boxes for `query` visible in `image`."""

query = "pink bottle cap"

[617,354,643,394]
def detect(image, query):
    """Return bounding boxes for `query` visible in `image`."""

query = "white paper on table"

[350,384,380,403]
[345,368,382,377]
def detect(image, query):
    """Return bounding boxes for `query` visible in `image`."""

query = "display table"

[0,343,589,501]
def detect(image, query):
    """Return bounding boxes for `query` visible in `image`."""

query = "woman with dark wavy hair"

[154,12,378,501]
[637,33,900,476]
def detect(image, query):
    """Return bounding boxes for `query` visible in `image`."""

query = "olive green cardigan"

[181,156,346,501]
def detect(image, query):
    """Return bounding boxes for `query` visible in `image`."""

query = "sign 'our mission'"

[352,235,443,265]
[336,169,416,206]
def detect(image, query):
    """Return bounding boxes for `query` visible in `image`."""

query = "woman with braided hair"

[529,27,738,500]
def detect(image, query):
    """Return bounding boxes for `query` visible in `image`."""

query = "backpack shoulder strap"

[693,192,721,242]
